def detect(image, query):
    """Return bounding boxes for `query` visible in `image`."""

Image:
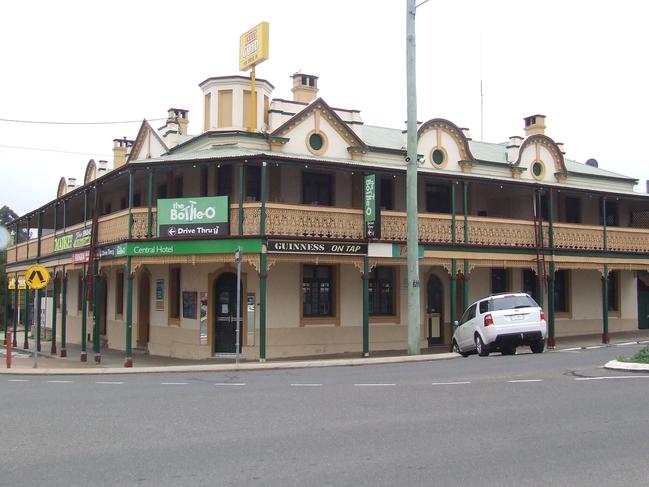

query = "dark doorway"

[427,274,444,345]
[213,272,243,353]
[137,273,150,347]
[637,273,649,329]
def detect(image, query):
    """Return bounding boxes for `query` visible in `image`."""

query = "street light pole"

[406,0,421,355]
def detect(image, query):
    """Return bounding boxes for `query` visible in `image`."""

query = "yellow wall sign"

[25,265,50,290]
[8,277,26,290]
[239,21,269,71]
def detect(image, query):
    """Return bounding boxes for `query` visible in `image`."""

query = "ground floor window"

[169,266,181,321]
[554,270,570,313]
[302,265,334,317]
[77,273,84,311]
[491,268,509,294]
[369,266,395,316]
[522,269,539,304]
[115,271,124,316]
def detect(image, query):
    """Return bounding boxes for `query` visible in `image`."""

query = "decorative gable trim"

[128,119,169,163]
[270,97,368,150]
[417,118,474,161]
[514,134,567,176]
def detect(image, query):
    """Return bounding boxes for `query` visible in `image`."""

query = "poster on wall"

[182,291,197,319]
[200,292,208,345]
[155,279,165,311]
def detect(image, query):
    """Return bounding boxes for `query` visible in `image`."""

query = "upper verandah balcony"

[6,161,649,265]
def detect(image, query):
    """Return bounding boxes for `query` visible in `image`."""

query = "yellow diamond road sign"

[25,265,50,290]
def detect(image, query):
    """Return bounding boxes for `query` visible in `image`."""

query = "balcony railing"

[6,203,649,264]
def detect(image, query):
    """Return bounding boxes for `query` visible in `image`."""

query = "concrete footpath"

[1,330,649,375]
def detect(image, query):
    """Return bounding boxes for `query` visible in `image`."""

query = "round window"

[532,162,544,178]
[309,133,324,151]
[432,149,445,166]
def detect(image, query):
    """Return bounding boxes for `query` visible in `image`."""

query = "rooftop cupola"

[524,114,546,137]
[291,73,319,103]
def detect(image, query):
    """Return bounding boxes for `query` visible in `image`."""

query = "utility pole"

[406,0,422,354]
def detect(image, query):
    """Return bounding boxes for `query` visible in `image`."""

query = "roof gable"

[128,120,169,162]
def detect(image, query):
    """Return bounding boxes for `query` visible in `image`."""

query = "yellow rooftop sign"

[239,22,269,71]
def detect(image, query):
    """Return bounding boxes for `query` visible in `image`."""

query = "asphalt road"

[2,344,649,486]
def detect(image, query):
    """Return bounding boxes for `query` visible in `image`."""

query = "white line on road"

[558,347,582,352]
[586,345,604,350]
[575,376,649,381]
[47,380,73,383]
[354,383,396,387]
[7,379,29,382]
[431,381,471,385]
[616,342,639,346]
[95,381,124,385]
[214,383,246,386]
[507,379,543,383]
[290,383,323,387]
[160,382,188,385]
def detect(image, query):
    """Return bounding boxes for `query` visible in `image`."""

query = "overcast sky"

[1,0,648,216]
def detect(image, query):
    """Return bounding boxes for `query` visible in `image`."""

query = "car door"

[459,304,477,350]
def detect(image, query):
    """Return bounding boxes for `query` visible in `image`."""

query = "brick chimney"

[291,73,319,103]
[113,137,134,169]
[524,114,546,137]
[166,108,189,135]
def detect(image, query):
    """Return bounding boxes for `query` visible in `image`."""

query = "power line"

[0,144,111,157]
[0,117,165,125]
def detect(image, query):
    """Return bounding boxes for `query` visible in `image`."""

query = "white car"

[452,293,547,357]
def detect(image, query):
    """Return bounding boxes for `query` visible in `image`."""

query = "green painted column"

[238,164,245,235]
[601,197,609,344]
[80,265,87,361]
[462,182,470,313]
[125,170,135,367]
[462,259,470,312]
[2,264,8,345]
[259,253,267,362]
[260,162,267,235]
[547,261,556,347]
[60,267,67,357]
[23,286,30,350]
[362,256,369,357]
[602,264,609,344]
[450,182,457,244]
[546,190,555,347]
[534,190,544,308]
[92,259,100,363]
[50,270,57,355]
[12,272,18,348]
[451,258,457,336]
[147,169,154,238]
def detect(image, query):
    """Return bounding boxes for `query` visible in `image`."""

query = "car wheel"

[453,340,469,358]
[475,335,489,357]
[530,339,545,354]
[501,345,516,356]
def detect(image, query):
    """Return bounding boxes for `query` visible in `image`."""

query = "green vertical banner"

[364,174,381,239]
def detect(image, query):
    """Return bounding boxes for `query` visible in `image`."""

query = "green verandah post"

[259,162,268,362]
[51,205,58,354]
[60,267,68,357]
[125,170,135,367]
[362,256,369,357]
[547,189,555,348]
[463,181,470,312]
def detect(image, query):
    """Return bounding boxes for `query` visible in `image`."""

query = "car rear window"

[489,295,538,311]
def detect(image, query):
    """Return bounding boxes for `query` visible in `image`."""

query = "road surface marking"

[586,345,604,350]
[575,376,649,381]
[95,381,124,385]
[354,383,396,387]
[160,382,188,385]
[507,379,543,383]
[7,379,29,382]
[290,383,323,387]
[214,383,246,386]
[558,347,582,352]
[431,381,471,385]
[47,380,73,383]
[616,342,638,346]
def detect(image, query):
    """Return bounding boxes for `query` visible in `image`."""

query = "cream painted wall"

[417,129,463,172]
[280,112,353,160]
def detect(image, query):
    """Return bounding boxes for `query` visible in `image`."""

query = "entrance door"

[638,279,649,329]
[99,276,108,336]
[137,273,150,347]
[427,274,444,345]
[214,272,243,353]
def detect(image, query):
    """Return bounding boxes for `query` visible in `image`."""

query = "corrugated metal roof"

[469,140,508,163]
[362,125,404,150]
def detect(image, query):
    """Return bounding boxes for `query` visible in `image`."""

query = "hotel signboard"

[157,196,229,238]
[267,240,367,256]
[239,21,270,71]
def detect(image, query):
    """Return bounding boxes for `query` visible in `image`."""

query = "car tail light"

[484,314,494,326]
[540,310,546,321]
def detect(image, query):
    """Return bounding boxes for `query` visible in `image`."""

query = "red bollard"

[6,330,12,369]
